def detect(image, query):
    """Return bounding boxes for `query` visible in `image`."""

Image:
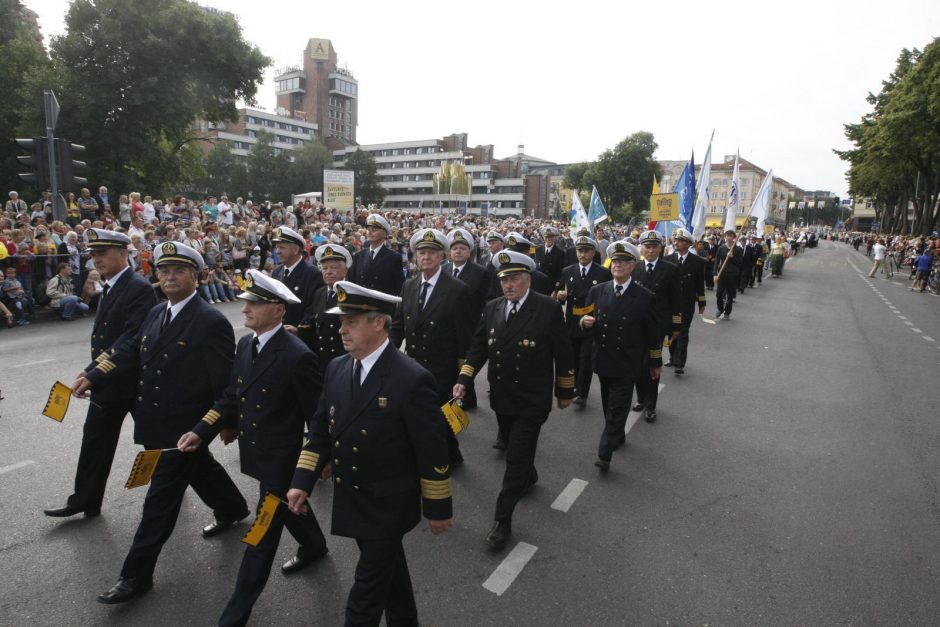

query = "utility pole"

[43,89,65,222]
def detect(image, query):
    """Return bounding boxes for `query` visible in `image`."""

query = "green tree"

[201,141,246,198]
[563,162,590,193]
[343,149,386,207]
[284,139,333,199]
[246,131,290,202]
[577,132,662,222]
[47,0,269,196]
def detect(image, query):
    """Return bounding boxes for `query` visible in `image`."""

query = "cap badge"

[498,252,511,264]
[88,230,99,241]
[336,286,347,302]
[423,230,436,242]
[274,228,282,239]
[507,236,517,246]
[162,242,177,255]
[245,274,254,288]
[614,243,625,252]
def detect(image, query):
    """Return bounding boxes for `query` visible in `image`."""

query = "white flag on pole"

[569,193,591,238]
[690,130,714,240]
[724,151,740,233]
[750,169,774,233]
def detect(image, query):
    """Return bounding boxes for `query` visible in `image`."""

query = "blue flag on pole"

[588,186,608,227]
[654,153,695,238]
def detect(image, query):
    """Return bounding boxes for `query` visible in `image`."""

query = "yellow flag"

[652,175,660,195]
[42,381,72,422]
[242,494,281,547]
[442,400,470,436]
[124,449,163,489]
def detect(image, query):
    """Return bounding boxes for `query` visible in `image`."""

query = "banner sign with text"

[323,169,355,210]
[650,193,680,221]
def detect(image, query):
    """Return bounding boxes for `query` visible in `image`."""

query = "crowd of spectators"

[834,231,939,293]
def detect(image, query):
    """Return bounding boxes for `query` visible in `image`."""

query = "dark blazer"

[664,252,707,317]
[457,290,574,420]
[83,268,157,403]
[349,244,405,296]
[297,285,345,367]
[584,280,662,378]
[715,244,743,279]
[193,327,321,486]
[291,345,452,539]
[443,260,491,322]
[391,271,473,402]
[558,262,611,338]
[535,245,566,289]
[86,294,234,448]
[633,258,682,334]
[273,260,325,326]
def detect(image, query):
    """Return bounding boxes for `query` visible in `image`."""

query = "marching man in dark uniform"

[443,228,491,410]
[564,227,602,267]
[484,231,506,300]
[75,241,249,605]
[453,250,575,550]
[45,229,157,519]
[631,230,681,423]
[348,213,405,296]
[505,232,553,296]
[581,241,662,471]
[271,226,324,331]
[535,226,566,290]
[663,228,706,375]
[555,235,611,407]
[391,228,473,466]
[714,230,743,320]
[178,270,328,627]
[286,281,453,627]
[298,243,352,367]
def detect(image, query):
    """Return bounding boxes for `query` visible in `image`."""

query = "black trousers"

[668,307,695,369]
[66,398,133,511]
[636,336,665,410]
[120,447,248,580]
[753,262,764,284]
[346,537,417,627]
[738,266,752,291]
[494,414,542,522]
[704,262,715,288]
[571,335,594,398]
[219,484,327,627]
[716,278,737,315]
[598,376,634,461]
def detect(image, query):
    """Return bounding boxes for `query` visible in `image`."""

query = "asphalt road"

[1,240,938,626]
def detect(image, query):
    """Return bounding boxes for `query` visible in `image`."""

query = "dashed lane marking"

[923,336,935,342]
[550,479,590,513]
[912,328,923,333]
[624,383,665,436]
[898,315,908,320]
[483,542,538,596]
[905,321,914,326]
[0,460,35,475]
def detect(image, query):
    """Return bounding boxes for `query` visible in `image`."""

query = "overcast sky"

[28,0,940,197]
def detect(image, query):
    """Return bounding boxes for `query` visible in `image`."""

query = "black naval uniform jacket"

[192,327,321,485]
[558,262,612,338]
[86,295,235,449]
[390,271,473,401]
[297,285,345,367]
[83,268,157,404]
[290,345,453,539]
[273,260,325,327]
[443,260,491,322]
[663,252,707,318]
[535,244,566,289]
[457,290,575,420]
[583,280,662,378]
[349,244,405,296]
[632,259,682,335]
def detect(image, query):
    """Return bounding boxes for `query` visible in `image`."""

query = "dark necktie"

[647,263,654,274]
[161,307,172,332]
[453,267,460,279]
[328,288,335,301]
[250,337,260,362]
[370,248,377,262]
[507,300,518,323]
[581,267,587,279]
[615,284,623,297]
[352,359,362,394]
[283,267,290,280]
[101,282,110,301]
[678,256,684,266]
[419,281,431,308]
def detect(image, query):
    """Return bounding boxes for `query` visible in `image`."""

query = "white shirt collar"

[166,290,198,321]
[579,262,592,272]
[506,289,529,318]
[421,265,442,287]
[104,264,131,287]
[285,258,303,273]
[252,323,282,353]
[356,338,390,383]
[613,277,632,291]
[452,262,466,273]
[644,258,657,270]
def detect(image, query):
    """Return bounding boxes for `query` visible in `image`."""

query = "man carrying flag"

[178,270,328,627]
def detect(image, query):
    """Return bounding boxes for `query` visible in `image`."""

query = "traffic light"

[57,139,87,190]
[15,137,48,188]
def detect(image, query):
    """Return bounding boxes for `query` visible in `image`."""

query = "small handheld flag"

[124,449,164,489]
[442,399,470,436]
[42,381,72,422]
[242,493,284,547]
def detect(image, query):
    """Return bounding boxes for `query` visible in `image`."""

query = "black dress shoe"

[492,437,506,451]
[572,396,586,407]
[202,511,249,538]
[485,521,511,551]
[594,458,610,472]
[522,468,539,493]
[97,577,153,604]
[44,504,100,518]
[644,408,657,423]
[674,367,685,375]
[631,402,645,412]
[664,361,673,367]
[281,545,328,575]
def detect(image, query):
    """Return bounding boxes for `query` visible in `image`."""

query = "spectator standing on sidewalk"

[868,238,893,279]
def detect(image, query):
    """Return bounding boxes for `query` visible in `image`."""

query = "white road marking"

[550,479,589,512]
[483,542,538,596]
[922,336,935,342]
[912,328,923,333]
[0,460,35,475]
[884,301,892,305]
[11,359,55,369]
[625,383,665,436]
[898,315,907,320]
[905,321,914,326]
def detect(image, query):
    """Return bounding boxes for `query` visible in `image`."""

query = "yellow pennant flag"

[242,493,282,547]
[42,381,72,422]
[442,400,470,436]
[124,449,163,489]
